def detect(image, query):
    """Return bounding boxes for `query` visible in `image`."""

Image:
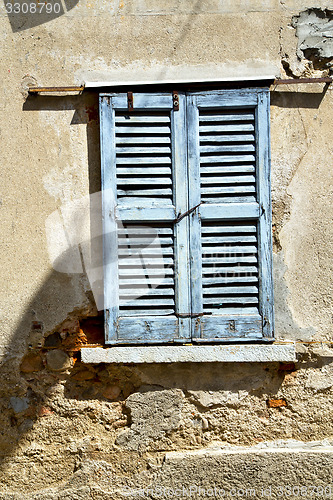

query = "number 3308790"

[6,3,61,14]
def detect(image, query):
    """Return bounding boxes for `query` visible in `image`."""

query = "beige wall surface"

[0,1,332,497]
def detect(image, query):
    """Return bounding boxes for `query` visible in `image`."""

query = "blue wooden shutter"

[100,92,191,344]
[187,89,273,341]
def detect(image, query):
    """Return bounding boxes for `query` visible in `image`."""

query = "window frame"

[100,87,274,345]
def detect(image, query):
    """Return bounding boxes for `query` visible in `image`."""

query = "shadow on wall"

[0,87,331,489]
[270,87,329,109]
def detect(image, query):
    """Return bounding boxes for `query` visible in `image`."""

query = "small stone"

[10,396,29,413]
[20,352,43,373]
[46,349,72,372]
[306,371,333,391]
[44,332,61,348]
[28,330,44,349]
[201,417,209,430]
[103,385,121,400]
[71,369,95,381]
[18,419,34,433]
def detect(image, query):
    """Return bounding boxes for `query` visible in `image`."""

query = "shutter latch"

[173,91,179,111]
[175,202,203,224]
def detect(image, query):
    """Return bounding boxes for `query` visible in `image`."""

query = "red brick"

[38,406,53,417]
[279,363,296,372]
[267,399,287,408]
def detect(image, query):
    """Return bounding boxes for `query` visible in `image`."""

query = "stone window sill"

[81,343,296,364]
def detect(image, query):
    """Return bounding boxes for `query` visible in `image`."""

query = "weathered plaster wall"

[0,0,333,497]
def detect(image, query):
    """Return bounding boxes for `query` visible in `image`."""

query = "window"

[100,88,273,345]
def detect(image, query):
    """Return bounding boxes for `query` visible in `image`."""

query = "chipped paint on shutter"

[100,93,191,344]
[101,89,273,345]
[187,89,273,342]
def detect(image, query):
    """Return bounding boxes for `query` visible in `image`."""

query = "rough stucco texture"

[292,8,333,68]
[0,0,333,496]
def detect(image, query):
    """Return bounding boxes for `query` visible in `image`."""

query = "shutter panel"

[187,89,273,341]
[100,93,191,344]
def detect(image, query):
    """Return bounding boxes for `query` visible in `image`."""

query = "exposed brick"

[31,321,43,330]
[267,399,287,408]
[38,406,54,417]
[279,363,296,372]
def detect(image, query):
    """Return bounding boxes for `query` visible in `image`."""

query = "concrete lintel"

[80,61,280,88]
[84,75,276,88]
[81,344,296,364]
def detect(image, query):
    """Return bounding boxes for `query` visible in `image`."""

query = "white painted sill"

[81,343,296,364]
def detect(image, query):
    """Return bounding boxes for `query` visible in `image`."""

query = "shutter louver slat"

[116,157,172,164]
[119,264,174,272]
[200,134,255,143]
[115,115,170,123]
[200,175,256,185]
[117,178,172,186]
[117,189,172,198]
[199,113,254,122]
[199,123,254,132]
[200,144,255,153]
[117,136,171,144]
[118,167,171,175]
[202,235,257,243]
[202,276,258,284]
[202,268,258,276]
[202,245,257,254]
[201,186,256,195]
[202,225,257,233]
[115,126,171,134]
[201,166,255,173]
[116,146,172,154]
[120,289,175,296]
[200,155,255,164]
[120,278,174,285]
[202,255,258,264]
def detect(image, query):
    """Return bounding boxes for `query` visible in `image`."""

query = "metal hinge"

[127,92,133,112]
[173,91,179,111]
